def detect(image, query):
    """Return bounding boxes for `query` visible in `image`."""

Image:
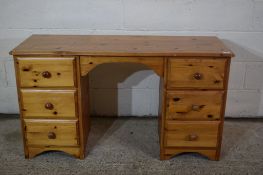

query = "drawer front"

[167,58,226,89]
[165,121,219,148]
[17,57,75,87]
[24,119,79,146]
[166,91,223,120]
[21,89,77,118]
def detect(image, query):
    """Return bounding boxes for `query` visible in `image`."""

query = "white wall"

[0,0,263,117]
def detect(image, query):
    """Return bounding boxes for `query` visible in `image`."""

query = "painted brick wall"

[0,0,262,117]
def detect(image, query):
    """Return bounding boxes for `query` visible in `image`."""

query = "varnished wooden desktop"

[10,35,234,160]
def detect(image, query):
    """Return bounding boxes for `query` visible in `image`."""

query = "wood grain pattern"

[80,56,164,76]
[24,119,79,146]
[21,89,77,118]
[10,35,234,57]
[17,57,75,87]
[166,91,224,120]
[167,58,226,89]
[28,146,80,159]
[165,121,219,148]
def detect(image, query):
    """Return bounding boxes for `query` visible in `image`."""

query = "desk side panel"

[76,57,90,159]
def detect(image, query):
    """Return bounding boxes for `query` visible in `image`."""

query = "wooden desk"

[10,35,234,160]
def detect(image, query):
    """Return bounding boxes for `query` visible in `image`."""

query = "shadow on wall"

[222,39,263,117]
[88,63,160,117]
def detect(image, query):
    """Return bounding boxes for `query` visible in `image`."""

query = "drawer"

[166,91,223,120]
[167,58,226,89]
[24,119,79,146]
[17,57,76,87]
[21,89,77,118]
[164,121,219,148]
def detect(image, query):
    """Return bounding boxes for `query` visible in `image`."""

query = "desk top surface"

[10,35,234,57]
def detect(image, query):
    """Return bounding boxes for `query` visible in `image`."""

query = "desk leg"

[159,59,167,160]
[77,57,91,159]
[159,86,166,160]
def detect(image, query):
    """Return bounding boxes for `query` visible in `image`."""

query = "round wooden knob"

[48,132,56,139]
[42,71,52,78]
[173,97,180,102]
[193,72,203,80]
[192,104,200,111]
[188,134,198,141]
[45,102,54,110]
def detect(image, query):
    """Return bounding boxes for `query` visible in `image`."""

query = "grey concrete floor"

[0,114,262,175]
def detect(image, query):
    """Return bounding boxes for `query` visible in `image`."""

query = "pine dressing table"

[10,35,234,160]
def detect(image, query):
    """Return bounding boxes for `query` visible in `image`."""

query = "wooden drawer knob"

[45,102,54,110]
[193,72,203,80]
[188,134,198,141]
[42,71,52,78]
[48,132,56,139]
[192,104,200,111]
[173,97,180,102]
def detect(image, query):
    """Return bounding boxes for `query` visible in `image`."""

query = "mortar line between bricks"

[2,60,8,87]
[243,63,249,89]
[2,28,263,33]
[232,60,263,63]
